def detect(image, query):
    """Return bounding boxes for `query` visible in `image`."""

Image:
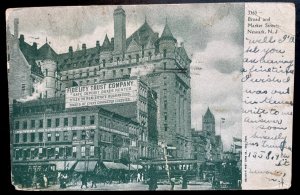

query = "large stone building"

[192,108,223,162]
[8,6,192,159]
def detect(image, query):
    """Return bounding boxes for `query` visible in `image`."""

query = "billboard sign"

[65,80,138,108]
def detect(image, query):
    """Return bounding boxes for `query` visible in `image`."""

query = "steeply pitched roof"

[204,107,215,120]
[102,34,111,51]
[126,21,158,49]
[160,21,177,42]
[57,47,100,71]
[37,43,58,60]
[19,38,44,77]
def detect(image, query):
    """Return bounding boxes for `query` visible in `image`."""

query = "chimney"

[32,42,38,54]
[113,6,126,53]
[19,34,24,43]
[69,46,73,57]
[96,41,100,53]
[14,18,19,39]
[82,43,86,54]
[111,38,114,48]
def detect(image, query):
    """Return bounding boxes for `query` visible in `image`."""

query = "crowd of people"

[13,165,192,190]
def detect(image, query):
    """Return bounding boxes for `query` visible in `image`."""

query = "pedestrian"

[31,172,37,189]
[137,172,141,182]
[148,166,158,191]
[141,173,144,182]
[91,173,97,188]
[181,171,188,189]
[81,174,88,189]
[43,174,48,188]
[170,173,175,190]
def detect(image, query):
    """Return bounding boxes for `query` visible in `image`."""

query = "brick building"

[11,96,148,172]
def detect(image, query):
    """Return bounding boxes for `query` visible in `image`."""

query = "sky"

[7,4,244,151]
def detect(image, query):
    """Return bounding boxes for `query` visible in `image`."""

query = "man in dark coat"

[81,173,88,189]
[148,166,158,191]
[91,173,97,188]
[181,171,188,189]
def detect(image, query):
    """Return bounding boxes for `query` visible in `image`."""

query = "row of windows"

[14,130,95,143]
[63,68,132,81]
[14,146,95,160]
[14,116,95,130]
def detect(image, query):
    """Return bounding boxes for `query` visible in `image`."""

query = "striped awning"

[74,161,97,172]
[51,161,77,171]
[102,162,128,170]
[129,164,143,170]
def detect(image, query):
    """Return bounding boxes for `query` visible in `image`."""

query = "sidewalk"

[15,181,212,191]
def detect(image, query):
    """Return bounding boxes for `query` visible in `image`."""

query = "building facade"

[8,6,192,159]
[11,96,148,170]
[192,108,223,162]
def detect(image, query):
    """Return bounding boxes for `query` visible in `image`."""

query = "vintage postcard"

[6,3,294,190]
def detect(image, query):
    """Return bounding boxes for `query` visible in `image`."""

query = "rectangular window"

[64,118,68,126]
[163,89,167,97]
[72,131,77,140]
[120,69,123,77]
[164,100,167,109]
[72,146,77,158]
[55,147,59,159]
[39,119,43,128]
[81,146,85,157]
[66,147,72,157]
[128,68,131,75]
[90,116,95,125]
[55,118,60,127]
[47,119,51,128]
[55,132,60,142]
[164,112,167,121]
[31,120,35,128]
[81,116,86,125]
[23,121,27,129]
[47,133,51,142]
[21,84,26,95]
[103,71,106,79]
[163,49,167,58]
[90,130,95,140]
[30,133,35,142]
[39,132,43,142]
[15,134,19,143]
[86,147,90,157]
[82,130,86,140]
[102,59,106,67]
[15,121,19,130]
[23,133,27,142]
[90,146,95,157]
[72,117,77,126]
[164,124,168,132]
[136,54,140,62]
[63,131,68,141]
[113,70,116,78]
[163,62,167,70]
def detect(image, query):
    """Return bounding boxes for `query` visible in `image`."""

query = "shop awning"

[74,161,97,172]
[51,161,77,171]
[102,162,128,170]
[129,164,143,170]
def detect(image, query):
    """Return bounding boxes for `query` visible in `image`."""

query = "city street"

[15,182,213,191]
